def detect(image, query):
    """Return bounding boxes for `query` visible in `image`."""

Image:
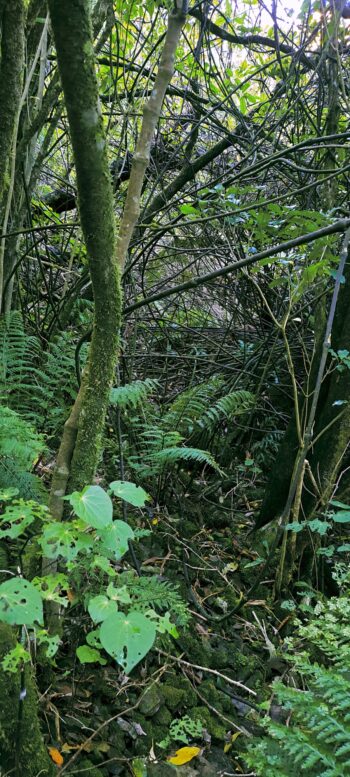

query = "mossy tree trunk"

[0,0,26,311]
[0,623,55,777]
[47,0,186,505]
[47,0,122,497]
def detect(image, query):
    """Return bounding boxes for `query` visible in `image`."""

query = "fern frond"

[151,446,222,472]
[110,379,159,409]
[118,572,189,625]
[196,389,254,434]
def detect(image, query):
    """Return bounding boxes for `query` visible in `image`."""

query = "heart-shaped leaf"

[98,520,134,560]
[109,481,150,508]
[65,485,113,529]
[88,594,117,623]
[40,522,93,560]
[100,611,156,673]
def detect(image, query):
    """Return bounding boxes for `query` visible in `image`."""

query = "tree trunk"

[47,0,122,493]
[0,623,55,777]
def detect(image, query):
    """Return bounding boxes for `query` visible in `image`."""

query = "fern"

[196,388,254,434]
[110,378,159,409]
[151,446,222,472]
[0,406,45,499]
[118,572,189,625]
[0,312,45,417]
[245,595,350,777]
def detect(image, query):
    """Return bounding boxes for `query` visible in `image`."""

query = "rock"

[139,685,164,717]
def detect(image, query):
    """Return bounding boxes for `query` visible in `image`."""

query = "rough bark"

[0,0,26,306]
[0,623,55,777]
[48,0,122,490]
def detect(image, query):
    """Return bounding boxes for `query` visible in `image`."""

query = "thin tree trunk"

[48,0,122,493]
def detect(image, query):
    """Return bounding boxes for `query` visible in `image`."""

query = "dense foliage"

[1,0,350,775]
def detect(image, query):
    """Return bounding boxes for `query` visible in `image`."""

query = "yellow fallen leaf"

[224,731,242,753]
[48,747,64,766]
[167,746,201,765]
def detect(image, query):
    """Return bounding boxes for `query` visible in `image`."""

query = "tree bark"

[48,0,122,491]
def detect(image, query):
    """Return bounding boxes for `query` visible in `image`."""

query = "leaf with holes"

[40,522,93,560]
[97,520,134,560]
[100,611,156,673]
[64,485,113,529]
[88,594,117,623]
[109,481,151,507]
[0,577,43,625]
[0,502,37,539]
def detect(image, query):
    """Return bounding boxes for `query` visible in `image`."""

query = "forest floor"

[42,488,282,776]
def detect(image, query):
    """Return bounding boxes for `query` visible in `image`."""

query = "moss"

[153,705,172,727]
[192,706,227,741]
[76,758,104,777]
[162,677,196,711]
[0,623,55,777]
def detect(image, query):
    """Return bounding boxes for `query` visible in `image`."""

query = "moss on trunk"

[48,0,122,490]
[0,623,55,776]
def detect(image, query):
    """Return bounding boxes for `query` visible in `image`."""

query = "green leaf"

[0,577,43,625]
[333,511,350,523]
[337,544,350,552]
[77,645,106,665]
[2,643,31,673]
[330,500,350,509]
[88,594,117,623]
[0,502,37,539]
[40,522,93,560]
[100,611,156,673]
[109,480,150,507]
[98,520,134,560]
[89,555,116,576]
[65,485,113,528]
[106,583,131,604]
[0,488,19,501]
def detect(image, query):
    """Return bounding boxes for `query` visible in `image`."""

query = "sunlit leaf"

[167,746,201,764]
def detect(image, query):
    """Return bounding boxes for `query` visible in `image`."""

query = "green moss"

[76,758,104,777]
[0,623,55,777]
[153,705,172,727]
[193,706,227,741]
[162,677,196,710]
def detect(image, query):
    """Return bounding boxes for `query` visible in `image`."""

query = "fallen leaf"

[167,746,201,765]
[48,747,64,766]
[224,731,242,753]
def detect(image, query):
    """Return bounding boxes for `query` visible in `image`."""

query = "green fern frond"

[110,378,159,409]
[246,595,350,777]
[150,446,222,472]
[0,406,45,499]
[196,389,254,434]
[118,572,189,625]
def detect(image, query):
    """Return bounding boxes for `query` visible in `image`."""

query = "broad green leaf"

[330,500,350,509]
[0,488,19,501]
[88,594,117,623]
[100,611,156,673]
[109,480,150,507]
[307,519,330,535]
[65,485,113,529]
[32,573,69,606]
[337,544,350,552]
[40,522,93,560]
[89,555,116,576]
[333,511,350,523]
[106,583,131,604]
[0,503,37,539]
[131,758,148,777]
[77,645,106,665]
[0,577,43,625]
[98,520,134,560]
